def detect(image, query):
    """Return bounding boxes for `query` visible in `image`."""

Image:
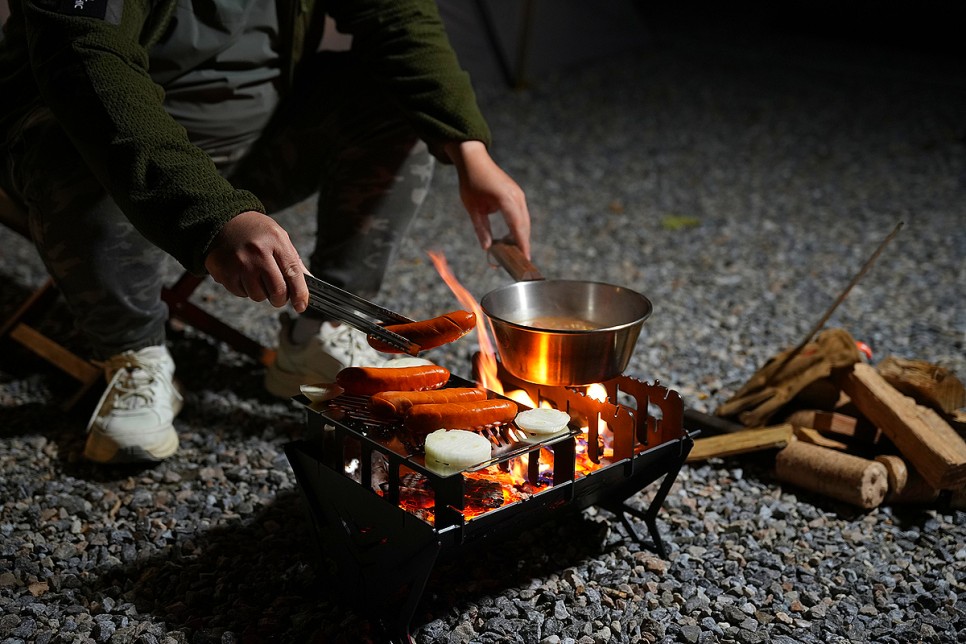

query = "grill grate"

[304,374,581,475]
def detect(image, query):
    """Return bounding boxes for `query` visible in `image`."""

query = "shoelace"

[102,355,162,410]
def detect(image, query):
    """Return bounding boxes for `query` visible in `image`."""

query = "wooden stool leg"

[0,278,60,337]
[1,279,103,411]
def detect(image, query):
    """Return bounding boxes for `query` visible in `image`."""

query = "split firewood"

[775,439,888,509]
[874,455,940,505]
[716,328,863,427]
[839,363,966,490]
[792,425,849,451]
[784,409,881,445]
[877,355,966,415]
[686,424,794,463]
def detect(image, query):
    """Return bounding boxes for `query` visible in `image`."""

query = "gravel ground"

[2,12,965,644]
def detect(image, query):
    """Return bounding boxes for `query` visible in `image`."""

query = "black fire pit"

[285,369,694,642]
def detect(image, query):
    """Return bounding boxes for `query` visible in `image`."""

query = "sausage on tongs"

[367,310,476,353]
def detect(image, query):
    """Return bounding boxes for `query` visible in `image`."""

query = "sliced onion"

[299,382,344,403]
[515,408,571,439]
[424,429,492,476]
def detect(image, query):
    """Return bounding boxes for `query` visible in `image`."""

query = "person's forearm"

[22,0,259,273]
[442,140,531,258]
[444,140,489,181]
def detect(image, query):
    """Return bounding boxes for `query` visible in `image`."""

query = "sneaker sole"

[83,425,180,463]
[83,391,184,464]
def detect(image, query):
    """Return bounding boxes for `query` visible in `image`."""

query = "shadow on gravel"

[0,376,93,460]
[0,398,71,434]
[82,489,389,643]
[415,509,612,613]
[78,483,616,643]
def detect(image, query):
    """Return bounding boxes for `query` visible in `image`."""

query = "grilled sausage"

[404,399,518,435]
[367,310,476,353]
[336,365,450,396]
[370,387,488,417]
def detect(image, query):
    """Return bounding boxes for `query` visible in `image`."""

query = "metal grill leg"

[609,435,693,558]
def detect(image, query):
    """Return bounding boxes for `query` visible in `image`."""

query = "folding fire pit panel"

[285,440,445,642]
[286,370,693,641]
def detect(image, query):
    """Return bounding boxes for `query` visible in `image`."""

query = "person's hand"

[445,140,531,259]
[203,211,310,312]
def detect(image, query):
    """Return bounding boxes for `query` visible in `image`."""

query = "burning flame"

[586,383,607,402]
[586,383,611,448]
[427,250,503,394]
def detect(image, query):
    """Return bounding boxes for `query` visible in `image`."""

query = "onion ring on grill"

[515,408,572,440]
[424,428,492,476]
[299,382,344,402]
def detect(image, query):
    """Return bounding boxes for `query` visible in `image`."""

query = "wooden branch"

[874,455,940,504]
[950,410,966,436]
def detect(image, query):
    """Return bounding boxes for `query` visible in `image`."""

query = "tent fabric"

[437,0,649,88]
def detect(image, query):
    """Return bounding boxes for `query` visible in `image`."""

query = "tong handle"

[489,238,544,282]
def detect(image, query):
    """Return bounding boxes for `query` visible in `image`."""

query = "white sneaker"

[83,345,183,463]
[265,313,388,398]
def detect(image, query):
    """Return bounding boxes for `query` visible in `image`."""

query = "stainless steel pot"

[480,241,652,386]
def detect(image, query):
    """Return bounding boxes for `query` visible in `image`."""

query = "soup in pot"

[520,315,599,331]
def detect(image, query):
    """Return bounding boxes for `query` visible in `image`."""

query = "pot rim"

[480,279,653,334]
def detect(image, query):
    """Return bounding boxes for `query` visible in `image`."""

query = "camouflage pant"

[1,53,435,359]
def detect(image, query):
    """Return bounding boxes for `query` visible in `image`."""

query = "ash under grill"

[285,369,694,642]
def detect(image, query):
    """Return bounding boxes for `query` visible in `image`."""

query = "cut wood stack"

[691,345,966,510]
[838,362,966,490]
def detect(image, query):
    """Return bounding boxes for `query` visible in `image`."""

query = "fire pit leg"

[613,468,678,558]
[607,436,693,558]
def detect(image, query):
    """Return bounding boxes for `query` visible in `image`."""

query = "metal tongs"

[303,274,421,356]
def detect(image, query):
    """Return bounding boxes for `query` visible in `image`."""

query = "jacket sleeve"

[326,0,492,162]
[21,0,264,274]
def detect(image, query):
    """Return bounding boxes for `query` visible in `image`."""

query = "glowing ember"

[382,383,623,524]
[390,466,549,525]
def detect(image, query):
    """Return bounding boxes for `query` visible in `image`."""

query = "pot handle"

[489,238,545,282]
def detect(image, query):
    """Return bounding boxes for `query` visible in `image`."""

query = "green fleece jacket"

[0,0,490,273]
